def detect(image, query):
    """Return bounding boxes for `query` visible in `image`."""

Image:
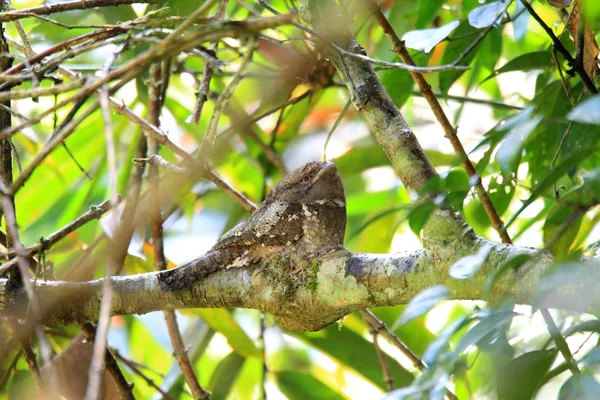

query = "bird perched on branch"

[158,161,346,291]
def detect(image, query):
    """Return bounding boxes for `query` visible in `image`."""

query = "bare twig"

[188,0,221,124]
[113,350,175,400]
[551,48,576,107]
[520,0,597,94]
[85,72,118,400]
[147,63,210,400]
[411,90,523,111]
[0,77,85,101]
[81,324,135,400]
[360,310,458,400]
[8,321,43,390]
[0,348,22,390]
[369,325,394,391]
[135,155,257,212]
[199,35,258,156]
[0,197,121,274]
[0,0,160,23]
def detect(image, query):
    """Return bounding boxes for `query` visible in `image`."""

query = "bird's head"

[268,161,345,205]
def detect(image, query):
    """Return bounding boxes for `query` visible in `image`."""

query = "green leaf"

[583,168,600,200]
[382,51,428,108]
[543,204,583,257]
[408,201,437,236]
[559,374,600,400]
[423,315,470,367]
[7,369,35,399]
[512,0,529,41]
[468,1,506,28]
[497,349,558,400]
[482,51,552,84]
[568,95,600,125]
[402,21,460,53]
[415,0,445,28]
[504,147,598,230]
[292,324,414,390]
[495,115,542,176]
[580,347,600,368]
[439,21,486,95]
[193,309,262,358]
[275,371,345,400]
[207,352,246,399]
[449,244,493,280]
[396,285,451,328]
[454,311,517,356]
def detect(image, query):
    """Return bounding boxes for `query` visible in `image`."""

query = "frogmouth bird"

[158,161,346,291]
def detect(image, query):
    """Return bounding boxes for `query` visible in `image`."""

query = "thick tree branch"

[2,222,594,332]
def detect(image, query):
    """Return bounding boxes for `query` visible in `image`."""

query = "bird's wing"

[212,202,305,251]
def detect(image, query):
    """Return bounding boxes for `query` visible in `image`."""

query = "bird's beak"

[310,162,336,187]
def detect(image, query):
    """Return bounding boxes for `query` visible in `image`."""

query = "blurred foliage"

[0,0,600,399]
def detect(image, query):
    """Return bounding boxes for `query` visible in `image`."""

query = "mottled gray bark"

[2,213,596,331]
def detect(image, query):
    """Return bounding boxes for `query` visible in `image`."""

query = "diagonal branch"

[366,0,512,244]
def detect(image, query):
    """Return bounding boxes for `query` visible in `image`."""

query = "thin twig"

[520,0,597,94]
[199,35,258,157]
[85,72,118,400]
[0,0,160,23]
[551,48,576,107]
[369,325,394,391]
[0,13,295,140]
[81,324,135,400]
[147,63,210,400]
[8,321,43,390]
[0,349,22,390]
[411,90,523,110]
[0,77,85,101]
[259,0,468,73]
[360,310,459,400]
[113,350,175,400]
[135,155,257,212]
[188,0,220,124]
[0,197,121,274]
[367,0,512,244]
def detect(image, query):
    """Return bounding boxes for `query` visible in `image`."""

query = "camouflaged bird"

[158,161,346,291]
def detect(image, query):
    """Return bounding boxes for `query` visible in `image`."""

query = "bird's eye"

[300,175,311,183]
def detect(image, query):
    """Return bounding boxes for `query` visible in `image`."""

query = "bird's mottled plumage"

[158,161,346,291]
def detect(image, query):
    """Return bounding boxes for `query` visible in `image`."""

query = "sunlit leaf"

[275,371,345,400]
[583,168,600,200]
[207,352,246,399]
[568,95,600,125]
[454,311,517,356]
[495,115,542,176]
[468,1,506,29]
[402,21,460,53]
[395,285,451,328]
[423,315,470,367]
[559,374,600,400]
[292,324,414,390]
[193,309,262,358]
[449,244,493,280]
